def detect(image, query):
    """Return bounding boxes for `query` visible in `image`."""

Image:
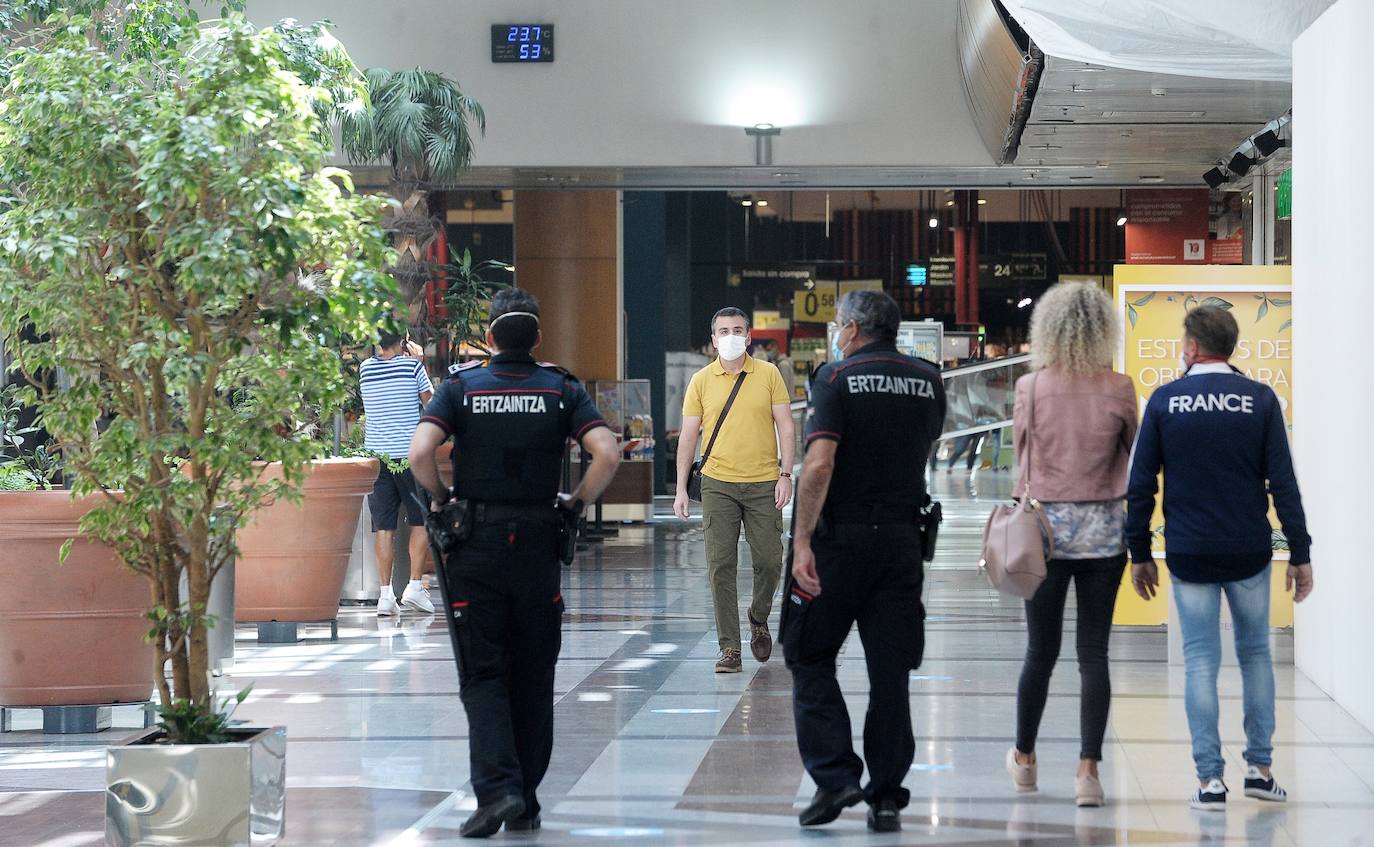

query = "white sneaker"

[377,592,399,616]
[401,582,435,614]
[1191,779,1228,812]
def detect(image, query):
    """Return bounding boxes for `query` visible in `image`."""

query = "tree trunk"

[387,178,439,333]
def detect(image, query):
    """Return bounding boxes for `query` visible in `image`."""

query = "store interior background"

[432,185,1279,495]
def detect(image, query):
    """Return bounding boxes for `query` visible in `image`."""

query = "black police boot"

[460,794,525,839]
[505,813,541,832]
[799,785,864,827]
[867,798,901,833]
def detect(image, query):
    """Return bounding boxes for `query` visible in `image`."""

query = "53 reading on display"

[491,24,554,62]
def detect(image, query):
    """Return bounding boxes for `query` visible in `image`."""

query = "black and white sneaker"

[1244,766,1288,802]
[1191,778,1228,811]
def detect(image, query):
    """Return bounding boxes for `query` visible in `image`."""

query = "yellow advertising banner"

[1113,265,1294,626]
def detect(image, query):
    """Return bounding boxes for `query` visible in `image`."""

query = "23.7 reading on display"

[491,24,554,62]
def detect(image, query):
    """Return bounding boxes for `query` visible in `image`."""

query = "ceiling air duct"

[956,0,1044,165]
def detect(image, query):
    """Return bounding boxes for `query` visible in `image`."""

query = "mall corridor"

[2,473,1369,845]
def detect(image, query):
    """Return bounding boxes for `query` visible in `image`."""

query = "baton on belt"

[412,492,470,667]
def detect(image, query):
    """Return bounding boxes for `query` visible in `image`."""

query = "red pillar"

[952,191,981,326]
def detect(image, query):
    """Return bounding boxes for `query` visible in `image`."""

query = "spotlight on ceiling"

[976,198,987,205]
[1017,298,1033,309]
[741,199,754,207]
[744,123,782,166]
[1228,151,1255,178]
[756,199,769,207]
[928,217,938,229]
[1253,129,1284,157]
[1203,167,1229,189]
[1116,214,1127,227]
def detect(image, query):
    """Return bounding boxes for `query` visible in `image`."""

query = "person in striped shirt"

[360,329,436,615]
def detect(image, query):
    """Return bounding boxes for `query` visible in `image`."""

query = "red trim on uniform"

[552,593,562,604]
[807,431,841,443]
[451,601,469,608]
[790,586,814,601]
[466,389,563,396]
[575,419,609,440]
[827,356,940,384]
[420,415,452,434]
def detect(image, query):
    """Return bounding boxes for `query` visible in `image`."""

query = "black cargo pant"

[441,511,564,815]
[783,523,926,808]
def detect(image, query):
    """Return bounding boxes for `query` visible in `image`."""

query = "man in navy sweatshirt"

[1126,305,1313,812]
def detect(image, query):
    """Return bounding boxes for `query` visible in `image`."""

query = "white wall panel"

[1292,0,1374,732]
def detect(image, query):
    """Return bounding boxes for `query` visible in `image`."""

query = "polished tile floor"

[3,471,1372,845]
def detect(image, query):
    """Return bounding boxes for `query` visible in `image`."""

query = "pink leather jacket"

[1013,368,1138,502]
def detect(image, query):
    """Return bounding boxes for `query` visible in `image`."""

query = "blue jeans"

[1172,567,1275,781]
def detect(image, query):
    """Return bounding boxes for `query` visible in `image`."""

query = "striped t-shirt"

[359,355,435,458]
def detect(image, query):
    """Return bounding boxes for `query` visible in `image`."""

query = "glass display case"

[571,379,654,521]
[588,379,654,462]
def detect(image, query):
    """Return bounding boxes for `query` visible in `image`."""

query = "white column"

[1292,0,1374,733]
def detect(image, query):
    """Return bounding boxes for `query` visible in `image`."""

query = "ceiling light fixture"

[1116,214,1127,227]
[744,123,782,166]
[977,198,987,205]
[741,199,754,207]
[756,199,769,207]
[1203,167,1229,189]
[928,217,938,228]
[1253,129,1284,157]
[1228,150,1255,178]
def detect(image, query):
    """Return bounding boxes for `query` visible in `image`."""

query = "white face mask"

[716,334,748,361]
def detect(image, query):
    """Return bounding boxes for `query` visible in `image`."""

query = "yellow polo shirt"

[683,355,790,483]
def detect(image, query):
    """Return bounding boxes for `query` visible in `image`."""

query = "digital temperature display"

[491,24,554,63]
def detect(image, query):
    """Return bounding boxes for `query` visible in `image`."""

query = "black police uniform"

[420,351,608,817]
[784,339,946,809]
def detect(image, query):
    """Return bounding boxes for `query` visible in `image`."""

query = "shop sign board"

[793,283,837,324]
[928,256,956,286]
[1113,264,1294,627]
[896,321,943,363]
[1124,189,1210,264]
[981,252,1047,284]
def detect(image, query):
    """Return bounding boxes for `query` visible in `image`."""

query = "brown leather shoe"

[749,617,773,662]
[715,648,742,673]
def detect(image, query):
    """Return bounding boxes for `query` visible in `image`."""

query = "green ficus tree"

[0,14,398,724]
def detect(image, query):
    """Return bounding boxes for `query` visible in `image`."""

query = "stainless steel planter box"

[106,725,286,846]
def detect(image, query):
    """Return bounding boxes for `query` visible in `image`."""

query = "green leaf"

[1257,301,1268,321]
[1278,319,1292,333]
[58,538,74,564]
[1269,298,1291,307]
[1131,292,1155,307]
[1127,305,1138,328]
[1199,297,1233,311]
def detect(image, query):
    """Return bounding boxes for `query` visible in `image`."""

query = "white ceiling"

[245,0,1296,191]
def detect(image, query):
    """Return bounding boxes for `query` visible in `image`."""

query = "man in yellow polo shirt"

[674,307,796,673]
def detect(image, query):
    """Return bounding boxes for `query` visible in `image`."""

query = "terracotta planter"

[0,491,154,707]
[235,457,378,623]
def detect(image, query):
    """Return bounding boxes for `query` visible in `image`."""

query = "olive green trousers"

[701,475,785,652]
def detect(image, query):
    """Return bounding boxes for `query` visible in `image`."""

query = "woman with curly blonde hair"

[1005,282,1138,807]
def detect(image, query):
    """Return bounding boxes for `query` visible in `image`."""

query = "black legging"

[1015,556,1126,762]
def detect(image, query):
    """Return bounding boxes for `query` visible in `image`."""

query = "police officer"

[785,289,946,833]
[409,289,621,838]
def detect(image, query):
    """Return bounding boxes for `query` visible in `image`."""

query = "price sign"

[793,284,838,324]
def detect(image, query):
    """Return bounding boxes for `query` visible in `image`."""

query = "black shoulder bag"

[687,371,747,502]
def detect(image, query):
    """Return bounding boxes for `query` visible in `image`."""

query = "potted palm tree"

[342,67,486,334]
[0,5,395,843]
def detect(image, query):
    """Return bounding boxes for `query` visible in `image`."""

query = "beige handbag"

[979,372,1054,599]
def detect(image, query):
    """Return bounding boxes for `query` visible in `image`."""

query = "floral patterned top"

[1042,499,1127,560]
